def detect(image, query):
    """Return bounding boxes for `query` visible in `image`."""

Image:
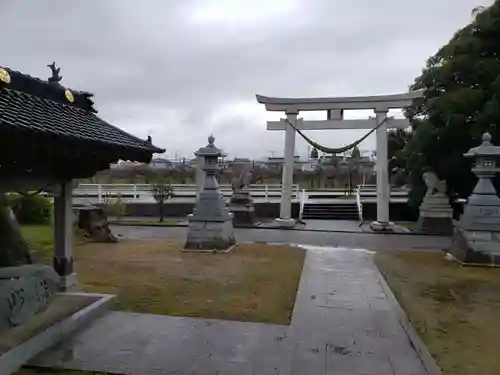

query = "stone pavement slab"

[31,246,433,375]
[288,246,428,375]
[30,313,293,375]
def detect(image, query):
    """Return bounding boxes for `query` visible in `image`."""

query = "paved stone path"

[32,246,431,375]
[112,225,451,251]
[288,246,427,375]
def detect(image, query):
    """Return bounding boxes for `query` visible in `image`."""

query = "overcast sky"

[1,0,490,160]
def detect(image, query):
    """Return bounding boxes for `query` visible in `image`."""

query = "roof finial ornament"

[208,134,215,146]
[482,132,492,144]
[47,62,62,84]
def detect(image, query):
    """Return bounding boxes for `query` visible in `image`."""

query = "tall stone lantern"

[184,135,236,252]
[449,132,500,265]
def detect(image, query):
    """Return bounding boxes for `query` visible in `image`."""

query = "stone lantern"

[449,132,500,265]
[184,135,236,252]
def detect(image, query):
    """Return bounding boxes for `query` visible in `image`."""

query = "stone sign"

[0,264,59,334]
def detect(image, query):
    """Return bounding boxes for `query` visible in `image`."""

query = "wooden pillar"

[53,180,78,291]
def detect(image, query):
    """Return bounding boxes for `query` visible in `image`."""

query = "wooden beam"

[0,175,56,193]
[266,118,410,131]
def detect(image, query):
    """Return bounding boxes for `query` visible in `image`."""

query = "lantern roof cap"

[195,134,222,157]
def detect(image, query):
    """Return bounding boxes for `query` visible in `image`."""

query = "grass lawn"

[20,225,305,325]
[375,251,500,375]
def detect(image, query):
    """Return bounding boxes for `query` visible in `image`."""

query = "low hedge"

[7,193,52,224]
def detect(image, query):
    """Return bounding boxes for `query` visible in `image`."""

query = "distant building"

[262,156,301,169]
[109,160,146,169]
[150,158,173,169]
[227,158,252,169]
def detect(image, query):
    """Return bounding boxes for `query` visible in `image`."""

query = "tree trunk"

[0,194,32,267]
[159,203,164,222]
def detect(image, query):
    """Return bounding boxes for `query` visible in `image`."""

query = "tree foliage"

[402,1,500,207]
[150,180,174,222]
[108,193,127,221]
[7,193,52,224]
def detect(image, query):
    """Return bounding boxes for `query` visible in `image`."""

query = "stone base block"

[184,219,236,252]
[449,226,500,266]
[0,265,60,335]
[59,273,81,292]
[228,205,259,227]
[419,208,453,217]
[417,215,453,235]
[272,218,296,229]
[0,293,115,375]
[230,192,253,204]
[370,221,395,233]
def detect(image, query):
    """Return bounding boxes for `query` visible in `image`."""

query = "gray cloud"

[1,0,489,159]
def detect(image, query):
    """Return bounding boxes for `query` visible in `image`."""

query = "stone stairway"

[302,202,359,220]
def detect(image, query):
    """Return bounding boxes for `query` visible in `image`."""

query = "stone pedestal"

[0,265,59,334]
[184,135,236,253]
[228,190,259,227]
[417,194,453,235]
[452,225,500,265]
[184,187,236,252]
[450,200,500,265]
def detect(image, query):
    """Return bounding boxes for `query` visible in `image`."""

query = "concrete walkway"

[288,246,428,375]
[112,225,451,252]
[31,246,432,375]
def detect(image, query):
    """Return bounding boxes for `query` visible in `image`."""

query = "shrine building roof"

[0,65,165,161]
[0,64,165,179]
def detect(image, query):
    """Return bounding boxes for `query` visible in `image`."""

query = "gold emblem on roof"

[0,68,11,84]
[65,89,74,103]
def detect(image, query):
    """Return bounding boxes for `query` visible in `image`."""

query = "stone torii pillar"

[280,110,297,221]
[371,109,391,230]
[256,90,424,231]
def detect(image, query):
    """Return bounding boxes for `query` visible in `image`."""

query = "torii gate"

[256,90,424,231]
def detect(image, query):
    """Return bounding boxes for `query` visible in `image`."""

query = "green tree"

[403,1,500,208]
[388,129,413,186]
[150,180,174,222]
[109,193,127,221]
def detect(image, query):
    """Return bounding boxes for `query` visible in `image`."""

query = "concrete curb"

[373,260,443,375]
[1,293,115,375]
[109,221,450,237]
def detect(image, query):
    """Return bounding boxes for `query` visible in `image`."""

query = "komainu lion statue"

[422,170,447,196]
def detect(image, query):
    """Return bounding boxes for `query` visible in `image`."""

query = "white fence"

[73,184,302,203]
[71,183,408,204]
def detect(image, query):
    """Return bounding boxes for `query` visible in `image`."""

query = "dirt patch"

[375,251,500,375]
